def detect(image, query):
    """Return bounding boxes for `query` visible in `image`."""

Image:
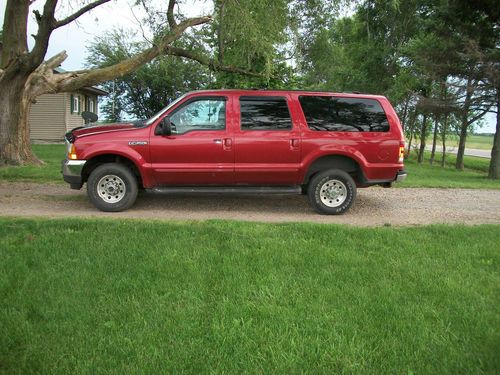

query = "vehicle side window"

[240,96,292,131]
[169,99,226,134]
[299,96,390,132]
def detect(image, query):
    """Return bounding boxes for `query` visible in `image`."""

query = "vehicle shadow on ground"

[129,190,385,215]
[134,192,315,214]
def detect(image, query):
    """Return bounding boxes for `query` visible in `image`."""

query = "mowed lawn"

[1,218,499,374]
[1,144,499,189]
[0,144,65,183]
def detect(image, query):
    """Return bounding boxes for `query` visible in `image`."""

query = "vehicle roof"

[185,89,387,99]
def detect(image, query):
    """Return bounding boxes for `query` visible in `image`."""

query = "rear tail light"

[398,144,405,163]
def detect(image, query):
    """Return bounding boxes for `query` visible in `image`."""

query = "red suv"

[62,90,406,214]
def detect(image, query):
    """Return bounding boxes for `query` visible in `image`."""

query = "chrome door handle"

[213,139,222,144]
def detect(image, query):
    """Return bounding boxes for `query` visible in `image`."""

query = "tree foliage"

[86,29,212,121]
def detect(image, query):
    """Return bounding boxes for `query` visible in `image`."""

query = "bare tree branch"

[54,0,111,29]
[29,0,58,67]
[29,0,111,69]
[165,46,263,77]
[167,0,177,29]
[467,105,493,125]
[55,15,212,92]
[25,50,69,97]
[130,5,153,44]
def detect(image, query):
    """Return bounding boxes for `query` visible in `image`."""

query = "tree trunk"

[455,75,473,170]
[429,115,439,165]
[0,75,41,166]
[417,114,427,164]
[405,110,417,157]
[488,88,500,179]
[441,112,448,167]
[400,97,409,132]
[455,115,468,171]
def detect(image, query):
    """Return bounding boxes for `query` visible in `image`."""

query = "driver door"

[149,96,234,185]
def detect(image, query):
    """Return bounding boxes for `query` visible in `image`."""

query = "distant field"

[1,218,499,373]
[425,134,493,151]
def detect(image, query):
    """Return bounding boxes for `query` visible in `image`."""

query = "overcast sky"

[0,0,496,132]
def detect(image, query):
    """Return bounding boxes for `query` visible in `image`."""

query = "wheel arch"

[303,154,363,186]
[82,154,143,188]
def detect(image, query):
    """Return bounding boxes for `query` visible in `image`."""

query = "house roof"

[54,67,109,96]
[81,86,109,96]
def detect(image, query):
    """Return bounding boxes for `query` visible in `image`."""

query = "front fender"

[78,143,153,187]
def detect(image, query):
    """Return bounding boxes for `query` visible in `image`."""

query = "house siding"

[29,93,66,141]
[65,92,84,131]
[65,92,99,131]
[29,90,102,141]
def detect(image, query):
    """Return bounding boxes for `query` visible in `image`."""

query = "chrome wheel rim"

[319,179,347,207]
[97,175,126,203]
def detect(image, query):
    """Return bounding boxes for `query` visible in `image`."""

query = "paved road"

[424,145,491,158]
[1,182,499,226]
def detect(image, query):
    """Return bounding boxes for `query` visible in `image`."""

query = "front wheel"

[308,169,357,215]
[87,163,138,212]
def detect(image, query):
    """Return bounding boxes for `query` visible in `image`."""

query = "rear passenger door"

[234,95,301,185]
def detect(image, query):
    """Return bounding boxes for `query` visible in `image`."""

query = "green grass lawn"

[425,134,494,150]
[1,218,499,374]
[400,151,500,189]
[0,144,65,183]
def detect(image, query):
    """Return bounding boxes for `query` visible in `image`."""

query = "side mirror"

[155,117,172,136]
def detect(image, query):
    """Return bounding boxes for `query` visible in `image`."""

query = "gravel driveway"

[0,182,499,226]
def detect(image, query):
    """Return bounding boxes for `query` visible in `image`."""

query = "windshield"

[144,94,187,125]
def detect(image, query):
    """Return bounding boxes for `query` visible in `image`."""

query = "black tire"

[307,169,357,215]
[87,163,138,212]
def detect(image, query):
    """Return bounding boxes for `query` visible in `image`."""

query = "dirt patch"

[0,182,499,226]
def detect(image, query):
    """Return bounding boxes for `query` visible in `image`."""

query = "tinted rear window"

[299,96,390,132]
[240,96,292,130]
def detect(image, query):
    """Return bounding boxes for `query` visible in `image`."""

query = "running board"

[148,186,302,195]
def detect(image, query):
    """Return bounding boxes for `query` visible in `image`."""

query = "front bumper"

[395,170,408,183]
[61,159,86,189]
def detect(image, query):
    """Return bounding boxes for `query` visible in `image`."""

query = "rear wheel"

[87,163,138,212]
[308,169,356,214]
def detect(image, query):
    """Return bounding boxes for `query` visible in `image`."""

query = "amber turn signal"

[69,144,78,160]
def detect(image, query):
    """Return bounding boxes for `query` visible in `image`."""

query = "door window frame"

[156,96,228,136]
[238,95,294,132]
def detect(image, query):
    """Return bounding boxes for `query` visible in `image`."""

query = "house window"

[72,95,80,113]
[89,99,95,113]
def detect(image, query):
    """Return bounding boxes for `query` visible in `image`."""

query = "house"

[29,69,108,141]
